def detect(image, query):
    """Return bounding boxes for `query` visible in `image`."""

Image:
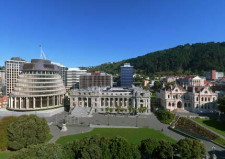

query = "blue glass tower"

[120,63,133,87]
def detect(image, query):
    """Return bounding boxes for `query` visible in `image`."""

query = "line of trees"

[10,135,206,159]
[83,42,225,76]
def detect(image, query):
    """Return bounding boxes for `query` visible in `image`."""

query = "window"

[168,102,171,106]
[196,97,198,101]
[184,103,187,107]
[168,95,170,98]
[205,91,208,94]
[205,97,207,101]
[172,103,175,107]
[201,97,203,101]
[208,97,210,101]
[175,89,178,92]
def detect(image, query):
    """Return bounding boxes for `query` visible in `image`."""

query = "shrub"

[175,117,218,140]
[9,143,65,159]
[174,138,206,159]
[7,115,50,150]
[0,116,17,151]
[155,110,175,124]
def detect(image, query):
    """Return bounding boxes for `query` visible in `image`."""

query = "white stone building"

[66,68,87,89]
[70,87,151,113]
[156,83,218,113]
[178,76,205,87]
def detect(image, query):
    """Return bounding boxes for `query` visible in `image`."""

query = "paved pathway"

[49,125,92,143]
[46,112,225,158]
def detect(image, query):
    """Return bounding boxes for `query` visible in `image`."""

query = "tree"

[155,110,175,124]
[109,137,140,159]
[175,138,206,159]
[64,136,140,159]
[152,141,173,159]
[9,143,65,159]
[154,81,163,90]
[217,96,225,113]
[0,116,17,151]
[7,115,50,150]
[139,138,160,159]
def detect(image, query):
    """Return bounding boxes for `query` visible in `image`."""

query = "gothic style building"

[156,84,218,113]
[70,87,151,113]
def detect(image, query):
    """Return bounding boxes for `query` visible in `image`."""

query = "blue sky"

[0,0,225,68]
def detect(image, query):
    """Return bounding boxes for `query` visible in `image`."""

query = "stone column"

[87,98,89,107]
[9,97,11,108]
[47,97,49,107]
[122,98,124,107]
[15,97,17,109]
[33,97,36,109]
[40,97,42,108]
[19,97,22,109]
[53,96,55,106]
[26,97,29,109]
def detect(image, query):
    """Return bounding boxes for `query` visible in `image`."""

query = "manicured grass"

[0,151,13,159]
[46,134,53,142]
[193,118,225,137]
[214,137,225,146]
[56,128,176,146]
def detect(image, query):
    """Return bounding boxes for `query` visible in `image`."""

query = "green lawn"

[0,151,13,159]
[56,128,176,146]
[193,118,225,137]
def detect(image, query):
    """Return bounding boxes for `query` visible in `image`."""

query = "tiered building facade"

[8,59,66,111]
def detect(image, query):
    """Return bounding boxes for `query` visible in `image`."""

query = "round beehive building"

[8,59,66,111]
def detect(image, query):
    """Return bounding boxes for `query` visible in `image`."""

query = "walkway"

[47,113,225,158]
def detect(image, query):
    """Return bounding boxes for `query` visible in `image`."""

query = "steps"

[70,106,92,117]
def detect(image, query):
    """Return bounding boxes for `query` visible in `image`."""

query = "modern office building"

[5,57,27,95]
[120,63,133,88]
[52,62,67,86]
[79,72,113,89]
[66,68,87,89]
[8,59,66,111]
[70,87,151,113]
[0,70,5,87]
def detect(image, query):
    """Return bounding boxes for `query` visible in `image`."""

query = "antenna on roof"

[39,45,47,60]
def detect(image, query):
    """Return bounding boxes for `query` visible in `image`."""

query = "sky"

[0,0,225,68]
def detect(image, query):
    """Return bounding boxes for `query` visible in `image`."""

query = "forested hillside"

[82,42,225,76]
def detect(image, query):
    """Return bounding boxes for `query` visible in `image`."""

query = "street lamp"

[136,115,138,127]
[108,113,109,126]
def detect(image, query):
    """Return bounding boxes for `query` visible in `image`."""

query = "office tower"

[79,72,113,89]
[51,62,67,86]
[120,63,133,88]
[5,57,26,95]
[66,68,87,89]
[8,59,66,110]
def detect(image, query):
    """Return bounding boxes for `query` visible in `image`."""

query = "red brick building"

[0,96,8,108]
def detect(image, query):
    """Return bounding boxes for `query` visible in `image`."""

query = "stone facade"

[156,84,218,113]
[70,87,151,113]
